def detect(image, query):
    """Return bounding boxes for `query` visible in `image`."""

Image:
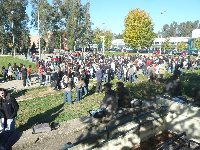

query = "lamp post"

[100,36,105,55]
[159,11,166,55]
[11,11,15,57]
[38,10,41,59]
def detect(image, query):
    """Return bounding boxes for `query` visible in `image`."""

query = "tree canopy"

[123,8,155,49]
[177,42,187,51]
[161,38,173,50]
[0,0,30,54]
[92,28,113,50]
[194,38,200,50]
[161,20,200,37]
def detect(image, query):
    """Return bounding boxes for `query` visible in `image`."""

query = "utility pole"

[38,10,41,59]
[11,11,15,57]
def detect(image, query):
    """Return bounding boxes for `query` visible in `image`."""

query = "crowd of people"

[1,52,200,104]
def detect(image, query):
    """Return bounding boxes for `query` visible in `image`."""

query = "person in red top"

[38,65,43,86]
[27,65,32,86]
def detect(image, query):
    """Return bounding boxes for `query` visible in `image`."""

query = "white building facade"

[153,37,190,50]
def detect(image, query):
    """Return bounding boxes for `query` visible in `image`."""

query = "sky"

[27,0,200,35]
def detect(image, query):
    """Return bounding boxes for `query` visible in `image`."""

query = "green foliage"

[92,28,114,50]
[194,38,200,50]
[125,82,165,100]
[123,8,155,49]
[0,0,30,52]
[177,42,187,51]
[92,28,102,45]
[162,20,199,37]
[181,70,200,97]
[161,38,173,50]
[104,31,113,49]
[31,0,93,51]
[162,21,178,37]
[114,33,123,39]
[62,0,92,50]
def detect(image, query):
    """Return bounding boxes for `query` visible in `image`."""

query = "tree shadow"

[10,89,28,99]
[86,85,96,96]
[17,103,64,132]
[60,71,200,149]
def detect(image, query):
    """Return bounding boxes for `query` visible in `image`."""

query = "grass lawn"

[0,56,37,73]
[16,86,104,132]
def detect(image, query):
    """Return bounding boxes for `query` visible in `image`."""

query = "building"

[111,29,200,50]
[111,39,125,49]
[153,37,190,50]
[192,29,200,38]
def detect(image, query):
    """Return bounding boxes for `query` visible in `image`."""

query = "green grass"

[0,56,37,73]
[16,87,104,131]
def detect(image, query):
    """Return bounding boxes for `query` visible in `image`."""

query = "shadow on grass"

[17,103,64,132]
[86,85,96,96]
[10,89,28,99]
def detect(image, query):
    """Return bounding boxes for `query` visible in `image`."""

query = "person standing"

[75,76,84,102]
[95,66,103,93]
[7,64,13,81]
[38,65,44,86]
[1,66,7,82]
[13,63,19,80]
[53,68,62,90]
[63,83,72,105]
[22,65,27,87]
[0,88,19,131]
[46,64,52,85]
[27,65,32,86]
[128,64,136,83]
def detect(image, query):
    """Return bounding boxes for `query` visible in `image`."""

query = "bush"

[125,81,165,100]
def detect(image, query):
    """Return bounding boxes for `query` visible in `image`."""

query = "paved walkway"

[0,77,41,91]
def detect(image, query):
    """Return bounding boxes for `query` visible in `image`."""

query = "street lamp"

[37,10,41,59]
[159,10,166,55]
[11,11,15,57]
[100,36,105,55]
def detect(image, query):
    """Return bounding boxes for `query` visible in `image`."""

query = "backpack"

[32,122,60,134]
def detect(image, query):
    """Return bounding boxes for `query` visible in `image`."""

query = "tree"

[161,38,173,50]
[104,30,113,49]
[92,28,113,50]
[0,0,30,54]
[114,33,123,39]
[194,38,200,50]
[162,21,178,37]
[177,42,187,51]
[162,20,200,37]
[123,8,155,49]
[31,0,53,51]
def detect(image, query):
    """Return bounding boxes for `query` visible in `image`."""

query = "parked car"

[126,48,137,53]
[138,49,148,53]
[188,50,198,56]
